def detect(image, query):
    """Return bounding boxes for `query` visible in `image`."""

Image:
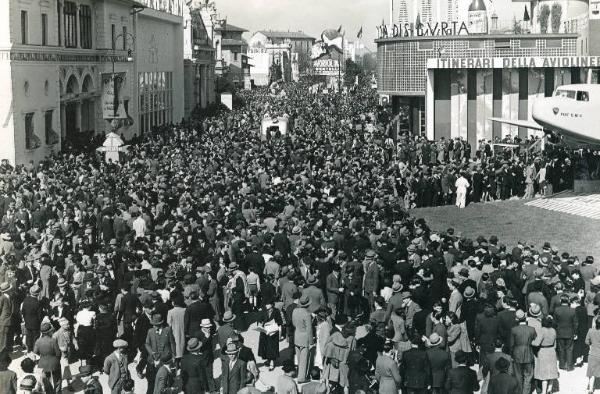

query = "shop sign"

[428,56,600,69]
[377,21,469,39]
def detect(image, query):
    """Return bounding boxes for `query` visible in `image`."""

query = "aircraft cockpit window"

[555,89,576,99]
[577,91,589,101]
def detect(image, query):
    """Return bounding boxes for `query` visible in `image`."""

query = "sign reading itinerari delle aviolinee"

[427,56,600,69]
[377,21,469,39]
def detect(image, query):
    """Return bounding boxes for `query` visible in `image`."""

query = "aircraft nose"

[532,97,556,126]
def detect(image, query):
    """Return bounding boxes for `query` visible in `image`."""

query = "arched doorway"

[80,75,96,133]
[64,75,80,140]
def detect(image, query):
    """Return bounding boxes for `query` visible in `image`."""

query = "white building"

[0,0,185,165]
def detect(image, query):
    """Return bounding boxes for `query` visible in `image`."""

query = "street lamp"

[110,32,135,119]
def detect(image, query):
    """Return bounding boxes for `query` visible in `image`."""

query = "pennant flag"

[357,27,363,39]
[337,25,342,33]
[523,5,530,22]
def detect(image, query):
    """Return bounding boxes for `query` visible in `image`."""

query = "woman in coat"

[323,325,352,391]
[167,293,186,360]
[257,302,283,370]
[446,312,472,367]
[375,340,401,393]
[585,317,600,393]
[34,322,62,388]
[532,316,558,393]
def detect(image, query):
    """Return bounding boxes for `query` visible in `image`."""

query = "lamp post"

[110,32,135,120]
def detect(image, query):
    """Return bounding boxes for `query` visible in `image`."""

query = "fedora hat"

[528,303,542,317]
[150,314,164,326]
[306,275,318,285]
[228,262,238,270]
[113,339,128,348]
[463,286,475,299]
[200,318,212,328]
[79,365,95,376]
[29,285,41,296]
[299,295,311,307]
[57,277,67,287]
[186,338,202,352]
[40,322,53,334]
[224,342,239,355]
[392,282,403,293]
[429,333,443,347]
[0,282,11,293]
[19,376,37,390]
[222,311,236,323]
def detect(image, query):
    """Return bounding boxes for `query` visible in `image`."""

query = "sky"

[215,0,389,50]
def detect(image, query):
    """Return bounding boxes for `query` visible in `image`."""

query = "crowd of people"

[0,80,597,394]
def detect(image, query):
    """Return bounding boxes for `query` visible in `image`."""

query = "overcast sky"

[215,0,388,50]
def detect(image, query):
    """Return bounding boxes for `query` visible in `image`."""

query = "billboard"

[313,59,340,76]
[101,73,127,119]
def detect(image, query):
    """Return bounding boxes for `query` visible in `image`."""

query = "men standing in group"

[292,295,313,383]
[510,310,537,394]
[553,294,578,371]
[145,314,176,394]
[103,339,130,394]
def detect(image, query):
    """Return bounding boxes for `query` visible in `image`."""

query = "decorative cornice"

[0,50,131,63]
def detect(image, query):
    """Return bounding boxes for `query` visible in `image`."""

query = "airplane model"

[490,83,600,148]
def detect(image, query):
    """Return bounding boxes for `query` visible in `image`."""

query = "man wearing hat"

[363,250,380,309]
[103,339,130,394]
[488,357,520,394]
[0,282,12,353]
[427,333,450,394]
[79,365,102,394]
[326,265,344,314]
[145,313,176,394]
[385,282,404,322]
[21,284,43,353]
[154,354,177,394]
[217,311,237,351]
[510,310,537,394]
[180,338,211,394]
[302,275,326,313]
[33,322,62,389]
[221,342,246,394]
[292,295,313,383]
[445,350,479,393]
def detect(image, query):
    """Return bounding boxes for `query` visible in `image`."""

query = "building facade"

[183,1,216,116]
[248,31,315,73]
[378,0,600,144]
[0,0,185,165]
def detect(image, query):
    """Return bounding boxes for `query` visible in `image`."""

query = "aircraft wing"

[489,118,544,131]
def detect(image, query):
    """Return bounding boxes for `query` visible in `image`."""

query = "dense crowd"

[0,80,598,394]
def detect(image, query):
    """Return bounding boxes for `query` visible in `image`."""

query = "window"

[21,11,28,44]
[234,52,238,61]
[41,14,48,46]
[64,1,77,48]
[25,113,40,150]
[79,5,92,49]
[57,2,62,46]
[111,24,116,50]
[577,91,589,101]
[122,26,127,50]
[45,110,59,145]
[555,89,575,99]
[138,71,173,134]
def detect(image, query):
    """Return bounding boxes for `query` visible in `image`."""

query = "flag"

[357,27,363,39]
[337,25,342,33]
[523,5,530,22]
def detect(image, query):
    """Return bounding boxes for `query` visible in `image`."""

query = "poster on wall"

[101,73,127,119]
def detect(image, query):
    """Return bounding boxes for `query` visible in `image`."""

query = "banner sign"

[101,73,127,119]
[313,59,340,76]
[377,21,469,39]
[428,56,600,69]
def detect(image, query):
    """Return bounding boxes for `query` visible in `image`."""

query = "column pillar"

[75,101,82,132]
[60,103,66,139]
[426,69,435,140]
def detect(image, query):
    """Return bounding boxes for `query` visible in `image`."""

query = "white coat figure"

[96,132,128,163]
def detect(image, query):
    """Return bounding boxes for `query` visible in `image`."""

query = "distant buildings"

[246,31,314,86]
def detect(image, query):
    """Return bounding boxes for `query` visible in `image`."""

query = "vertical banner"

[102,72,127,119]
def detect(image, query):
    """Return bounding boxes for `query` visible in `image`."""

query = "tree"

[551,3,563,33]
[538,4,550,33]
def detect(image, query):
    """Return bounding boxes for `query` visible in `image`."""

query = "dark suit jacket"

[119,291,141,324]
[553,305,578,339]
[363,262,379,293]
[145,326,176,362]
[444,366,480,394]
[184,300,215,336]
[221,358,246,394]
[509,324,537,363]
[402,348,431,389]
[181,352,210,393]
[325,273,341,306]
[497,309,517,345]
[21,295,43,329]
[488,372,520,394]
[153,364,175,394]
[0,294,12,327]
[426,347,451,388]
